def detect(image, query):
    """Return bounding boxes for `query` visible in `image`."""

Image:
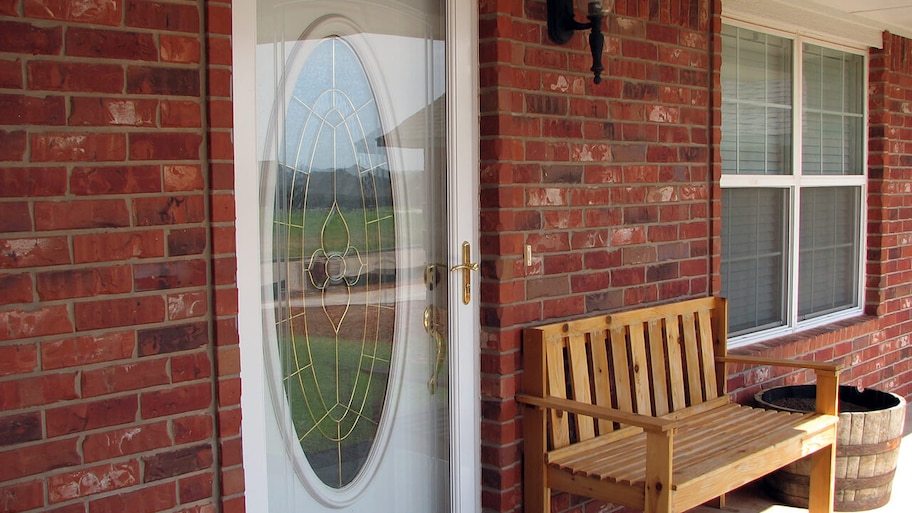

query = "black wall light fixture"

[547,0,606,83]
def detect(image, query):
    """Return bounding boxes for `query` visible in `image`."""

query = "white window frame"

[720,18,869,348]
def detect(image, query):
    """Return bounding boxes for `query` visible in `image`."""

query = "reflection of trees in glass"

[272,36,397,489]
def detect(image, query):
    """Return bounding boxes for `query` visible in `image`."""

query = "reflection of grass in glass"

[283,334,392,456]
[277,207,396,260]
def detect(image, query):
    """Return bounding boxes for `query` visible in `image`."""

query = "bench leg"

[524,405,550,513]
[645,431,674,513]
[807,443,836,513]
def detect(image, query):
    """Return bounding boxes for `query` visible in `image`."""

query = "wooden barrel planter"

[756,385,906,511]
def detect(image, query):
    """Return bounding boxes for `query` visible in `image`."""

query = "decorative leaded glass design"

[273,36,396,489]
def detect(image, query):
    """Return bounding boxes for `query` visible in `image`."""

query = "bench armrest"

[516,394,678,432]
[715,355,843,376]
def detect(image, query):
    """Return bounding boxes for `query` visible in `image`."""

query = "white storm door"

[233,0,479,511]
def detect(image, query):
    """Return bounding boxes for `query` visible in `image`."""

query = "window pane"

[721,26,793,175]
[798,187,859,320]
[721,188,787,335]
[802,45,864,175]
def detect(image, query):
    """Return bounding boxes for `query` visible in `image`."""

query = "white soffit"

[724,0,912,49]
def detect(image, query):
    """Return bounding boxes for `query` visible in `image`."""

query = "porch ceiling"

[804,0,912,40]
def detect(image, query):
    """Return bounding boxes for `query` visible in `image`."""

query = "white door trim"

[231,0,480,510]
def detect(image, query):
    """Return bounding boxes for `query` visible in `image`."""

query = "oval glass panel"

[273,36,396,489]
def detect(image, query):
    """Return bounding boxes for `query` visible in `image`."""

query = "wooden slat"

[568,333,595,441]
[547,426,641,463]
[545,336,570,449]
[628,322,652,415]
[664,315,687,412]
[589,328,615,434]
[680,312,704,405]
[696,308,718,401]
[647,319,671,416]
[610,326,634,414]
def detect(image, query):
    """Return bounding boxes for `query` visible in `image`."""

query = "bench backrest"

[523,296,729,449]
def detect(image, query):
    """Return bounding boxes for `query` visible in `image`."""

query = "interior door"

[249,0,473,511]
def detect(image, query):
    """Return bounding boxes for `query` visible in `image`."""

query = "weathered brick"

[132,195,205,226]
[0,20,63,55]
[210,193,235,222]
[66,27,157,60]
[0,93,66,125]
[88,481,176,513]
[0,479,44,512]
[161,100,202,128]
[34,199,130,230]
[125,0,200,32]
[0,372,78,411]
[0,202,32,232]
[126,66,200,96]
[168,227,207,256]
[0,305,73,341]
[83,422,171,463]
[0,412,41,447]
[172,351,211,383]
[69,97,157,127]
[141,382,211,418]
[173,414,212,444]
[73,230,164,263]
[37,265,132,301]
[0,237,70,268]
[25,0,122,26]
[31,133,127,162]
[0,131,27,161]
[81,359,169,397]
[130,133,203,160]
[0,167,68,197]
[164,164,203,191]
[138,321,208,356]
[0,273,33,306]
[0,343,38,376]
[48,461,139,503]
[70,165,161,195]
[27,61,123,93]
[0,438,80,481]
[160,35,200,63]
[179,472,213,504]
[46,396,139,437]
[73,295,166,330]
[134,260,207,291]
[0,58,22,88]
[167,290,208,320]
[41,331,134,370]
[143,444,212,482]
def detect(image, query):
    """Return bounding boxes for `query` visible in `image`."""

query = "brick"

[81,358,169,397]
[37,265,133,301]
[211,193,235,222]
[66,27,157,60]
[0,372,78,411]
[217,377,240,407]
[144,444,212,482]
[167,290,208,320]
[88,481,176,513]
[134,260,206,291]
[70,165,161,195]
[164,164,204,191]
[220,466,244,496]
[132,195,205,226]
[0,93,66,125]
[207,36,231,66]
[0,343,38,376]
[208,130,233,160]
[206,3,231,34]
[0,130,27,161]
[48,461,139,503]
[0,167,68,197]
[0,202,31,232]
[161,101,202,128]
[74,295,166,330]
[213,287,238,316]
[216,346,241,376]
[83,422,171,463]
[34,199,130,231]
[160,35,200,63]
[141,382,211,418]
[73,230,164,263]
[0,237,70,268]
[208,99,233,128]
[179,472,213,503]
[138,321,208,356]
[212,256,235,285]
[0,305,73,341]
[0,479,44,512]
[126,66,200,96]
[27,61,123,93]
[41,331,134,370]
[168,227,207,256]
[31,133,127,162]
[69,97,157,127]
[0,58,22,88]
[0,273,33,306]
[25,0,122,26]
[125,0,200,32]
[130,133,203,160]
[172,351,211,383]
[0,437,80,481]
[0,412,41,447]
[173,414,213,444]
[0,20,63,55]
[46,395,138,437]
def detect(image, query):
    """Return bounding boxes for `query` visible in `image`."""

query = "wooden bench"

[517,297,842,513]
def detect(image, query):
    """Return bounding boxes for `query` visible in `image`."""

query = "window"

[721,24,866,343]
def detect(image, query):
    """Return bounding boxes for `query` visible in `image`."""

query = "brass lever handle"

[423,305,446,394]
[450,241,478,305]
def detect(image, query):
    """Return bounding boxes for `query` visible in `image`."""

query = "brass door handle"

[423,305,446,394]
[450,241,478,305]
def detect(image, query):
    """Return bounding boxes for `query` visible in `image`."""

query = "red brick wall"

[478,1,912,512]
[0,0,243,511]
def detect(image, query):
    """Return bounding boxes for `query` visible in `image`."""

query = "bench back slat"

[525,297,729,450]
